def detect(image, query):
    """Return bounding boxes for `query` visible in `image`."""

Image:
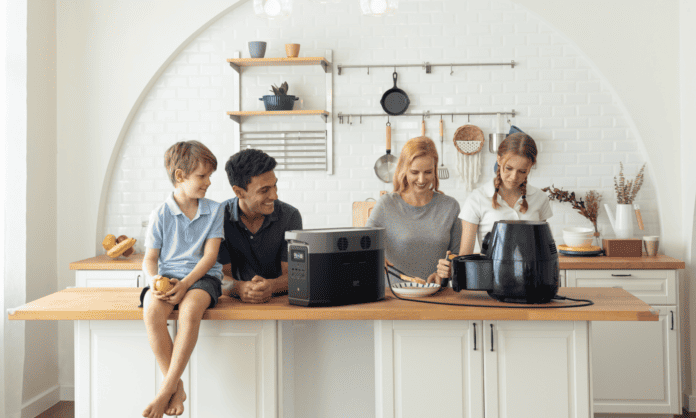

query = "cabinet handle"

[611,274,632,277]
[137,274,142,287]
[671,311,674,331]
[490,324,494,352]
[473,323,477,351]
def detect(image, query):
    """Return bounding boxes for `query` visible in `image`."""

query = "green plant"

[270,82,289,96]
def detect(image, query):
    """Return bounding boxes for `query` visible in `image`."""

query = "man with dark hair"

[218,149,302,303]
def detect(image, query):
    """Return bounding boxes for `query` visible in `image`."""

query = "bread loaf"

[102,234,116,251]
[107,237,136,258]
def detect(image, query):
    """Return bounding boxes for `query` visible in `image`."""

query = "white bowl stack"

[562,227,594,248]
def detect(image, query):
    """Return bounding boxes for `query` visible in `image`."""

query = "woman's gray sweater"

[366,192,462,281]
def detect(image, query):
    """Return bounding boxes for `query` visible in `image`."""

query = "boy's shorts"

[138,274,222,309]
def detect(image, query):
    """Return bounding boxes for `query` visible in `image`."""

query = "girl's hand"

[426,272,442,285]
[436,251,454,279]
[164,278,189,305]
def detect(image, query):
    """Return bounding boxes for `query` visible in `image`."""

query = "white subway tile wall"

[104,0,657,247]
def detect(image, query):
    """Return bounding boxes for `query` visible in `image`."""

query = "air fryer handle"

[481,232,492,256]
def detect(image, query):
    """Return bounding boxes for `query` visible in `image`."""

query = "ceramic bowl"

[248,41,267,58]
[562,227,594,248]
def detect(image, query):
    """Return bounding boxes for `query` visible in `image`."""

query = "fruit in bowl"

[562,227,594,248]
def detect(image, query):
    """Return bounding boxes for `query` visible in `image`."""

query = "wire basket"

[453,125,484,155]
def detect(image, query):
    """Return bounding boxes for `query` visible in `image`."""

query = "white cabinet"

[75,320,176,418]
[375,320,591,418]
[75,319,277,418]
[75,270,144,288]
[565,269,682,415]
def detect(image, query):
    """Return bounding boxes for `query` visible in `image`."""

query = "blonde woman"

[436,133,553,280]
[366,136,462,285]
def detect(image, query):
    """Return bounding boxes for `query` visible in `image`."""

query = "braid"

[519,179,528,213]
[492,165,503,210]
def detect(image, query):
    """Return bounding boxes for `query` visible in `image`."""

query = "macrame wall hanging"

[453,125,484,191]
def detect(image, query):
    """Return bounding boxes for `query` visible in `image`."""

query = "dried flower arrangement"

[541,186,603,236]
[614,162,646,204]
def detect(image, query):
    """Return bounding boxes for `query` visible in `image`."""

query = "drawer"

[75,270,144,288]
[566,270,676,305]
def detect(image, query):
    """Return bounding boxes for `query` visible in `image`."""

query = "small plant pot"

[260,95,299,111]
[285,43,300,58]
[248,41,267,58]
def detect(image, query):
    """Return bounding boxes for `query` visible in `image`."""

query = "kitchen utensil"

[374,122,398,182]
[285,43,300,57]
[437,118,449,179]
[453,125,484,191]
[604,203,634,238]
[489,113,506,153]
[643,236,659,256]
[390,282,440,297]
[420,118,425,136]
[602,239,642,257]
[634,204,645,230]
[557,245,603,257]
[260,95,299,111]
[451,220,559,303]
[248,41,267,58]
[387,265,425,284]
[380,72,410,116]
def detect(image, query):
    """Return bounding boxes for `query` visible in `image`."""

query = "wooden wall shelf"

[226,110,329,123]
[227,57,330,73]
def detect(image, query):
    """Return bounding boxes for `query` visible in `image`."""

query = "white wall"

[23,1,60,415]
[55,0,687,414]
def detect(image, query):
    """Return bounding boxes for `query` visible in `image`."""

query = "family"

[139,131,552,418]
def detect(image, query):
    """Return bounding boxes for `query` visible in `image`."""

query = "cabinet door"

[374,320,484,418]
[186,320,277,418]
[76,270,143,288]
[75,320,175,418]
[588,306,680,414]
[483,320,591,418]
[565,270,676,305]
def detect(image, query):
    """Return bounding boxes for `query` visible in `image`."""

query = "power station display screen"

[291,250,306,262]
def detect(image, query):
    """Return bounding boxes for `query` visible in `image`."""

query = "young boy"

[140,140,224,418]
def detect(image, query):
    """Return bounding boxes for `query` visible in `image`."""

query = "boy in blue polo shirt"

[140,140,224,418]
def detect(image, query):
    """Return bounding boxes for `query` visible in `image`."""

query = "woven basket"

[453,125,484,155]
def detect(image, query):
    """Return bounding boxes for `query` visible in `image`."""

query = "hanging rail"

[337,60,515,75]
[337,110,516,124]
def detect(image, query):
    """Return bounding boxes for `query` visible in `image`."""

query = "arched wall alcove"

[98,0,660,249]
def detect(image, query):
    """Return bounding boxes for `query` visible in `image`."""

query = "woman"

[436,132,552,279]
[366,136,461,284]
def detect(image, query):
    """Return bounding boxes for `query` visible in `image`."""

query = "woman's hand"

[436,250,455,279]
[384,258,394,268]
[426,272,442,285]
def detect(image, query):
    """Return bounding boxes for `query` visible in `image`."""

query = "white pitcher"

[604,203,634,239]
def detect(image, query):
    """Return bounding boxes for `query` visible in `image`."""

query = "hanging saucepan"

[380,72,410,116]
[374,122,398,182]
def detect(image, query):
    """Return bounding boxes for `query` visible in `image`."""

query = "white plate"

[391,282,440,297]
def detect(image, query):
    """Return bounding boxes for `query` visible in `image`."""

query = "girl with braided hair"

[435,133,553,281]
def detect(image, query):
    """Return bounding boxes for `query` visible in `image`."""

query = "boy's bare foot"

[165,379,186,416]
[142,386,176,418]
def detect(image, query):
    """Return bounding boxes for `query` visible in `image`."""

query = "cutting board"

[352,201,376,227]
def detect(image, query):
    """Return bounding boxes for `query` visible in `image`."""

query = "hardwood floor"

[35,401,73,418]
[29,402,694,418]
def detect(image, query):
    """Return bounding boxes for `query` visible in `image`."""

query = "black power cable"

[385,268,594,309]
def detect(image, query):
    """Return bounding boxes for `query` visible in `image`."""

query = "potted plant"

[260,81,299,111]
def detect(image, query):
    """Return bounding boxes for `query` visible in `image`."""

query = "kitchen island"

[10,286,656,418]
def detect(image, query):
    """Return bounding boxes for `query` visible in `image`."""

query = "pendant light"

[253,0,293,20]
[360,0,398,16]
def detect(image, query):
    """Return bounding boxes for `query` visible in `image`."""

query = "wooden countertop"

[70,253,144,270]
[558,254,684,270]
[8,287,657,322]
[70,252,684,271]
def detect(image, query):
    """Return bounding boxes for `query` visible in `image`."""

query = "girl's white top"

[460,182,553,247]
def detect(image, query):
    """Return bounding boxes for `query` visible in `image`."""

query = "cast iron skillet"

[380,72,410,116]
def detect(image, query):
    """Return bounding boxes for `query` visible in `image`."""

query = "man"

[218,149,302,303]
